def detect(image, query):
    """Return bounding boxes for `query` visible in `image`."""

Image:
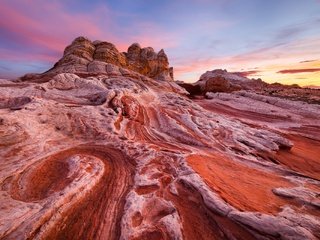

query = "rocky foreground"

[0,37,319,240]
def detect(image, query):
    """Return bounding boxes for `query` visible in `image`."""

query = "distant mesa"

[177,69,305,97]
[178,69,268,95]
[304,85,320,89]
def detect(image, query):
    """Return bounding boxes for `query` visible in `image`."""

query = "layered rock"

[179,69,267,95]
[40,37,174,81]
[0,39,320,239]
[199,69,268,92]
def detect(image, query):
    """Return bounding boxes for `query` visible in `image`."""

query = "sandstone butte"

[0,36,319,240]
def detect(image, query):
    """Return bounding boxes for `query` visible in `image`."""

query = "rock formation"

[180,69,268,94]
[34,36,174,82]
[0,37,319,239]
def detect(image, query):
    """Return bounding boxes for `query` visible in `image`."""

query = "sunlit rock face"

[0,37,320,239]
[34,36,173,82]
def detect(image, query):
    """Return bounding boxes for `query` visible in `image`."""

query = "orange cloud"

[173,36,320,87]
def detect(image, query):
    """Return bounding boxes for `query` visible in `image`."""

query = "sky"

[1,0,320,86]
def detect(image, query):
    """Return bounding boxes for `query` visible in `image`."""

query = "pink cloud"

[1,4,63,53]
[0,0,107,53]
[0,48,58,62]
[0,0,179,64]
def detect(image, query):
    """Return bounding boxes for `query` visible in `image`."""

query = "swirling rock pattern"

[0,38,319,239]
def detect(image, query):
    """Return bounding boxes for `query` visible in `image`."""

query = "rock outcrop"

[42,37,174,81]
[179,69,267,95]
[0,37,319,239]
[197,69,267,92]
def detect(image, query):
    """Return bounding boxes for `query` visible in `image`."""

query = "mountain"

[0,37,319,239]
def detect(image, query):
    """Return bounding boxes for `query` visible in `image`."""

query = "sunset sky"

[1,0,320,86]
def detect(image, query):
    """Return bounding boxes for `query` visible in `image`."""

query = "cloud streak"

[235,71,261,78]
[277,68,320,74]
[299,59,318,63]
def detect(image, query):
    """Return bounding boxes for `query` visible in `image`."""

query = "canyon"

[0,37,319,240]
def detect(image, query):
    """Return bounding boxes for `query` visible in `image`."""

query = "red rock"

[32,36,175,82]
[0,38,319,239]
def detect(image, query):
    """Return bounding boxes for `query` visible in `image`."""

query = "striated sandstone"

[0,37,319,239]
